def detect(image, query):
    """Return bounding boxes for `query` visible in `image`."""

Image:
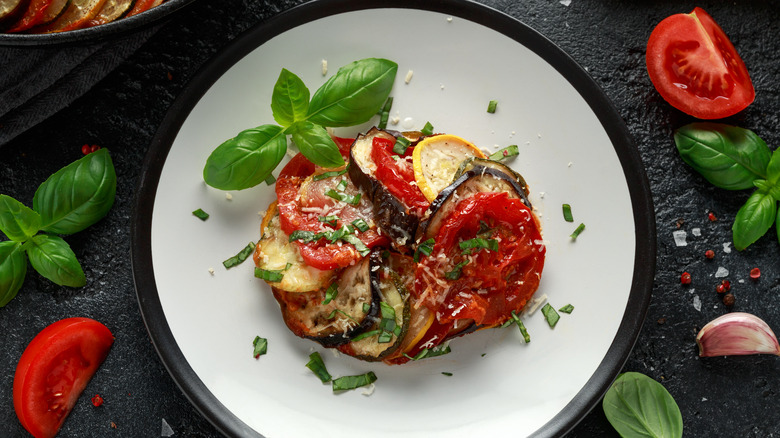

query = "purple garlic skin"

[697,312,780,357]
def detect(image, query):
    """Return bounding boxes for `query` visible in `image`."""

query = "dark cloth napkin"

[0,26,158,147]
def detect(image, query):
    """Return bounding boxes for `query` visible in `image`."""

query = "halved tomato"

[14,317,114,438]
[646,7,754,119]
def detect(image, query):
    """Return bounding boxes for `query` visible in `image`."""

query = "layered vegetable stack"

[0,0,167,33]
[254,128,546,364]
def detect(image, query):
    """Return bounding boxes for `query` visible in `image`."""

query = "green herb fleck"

[487,100,498,113]
[442,372,453,377]
[313,166,349,181]
[326,189,361,206]
[305,352,332,383]
[192,208,209,221]
[562,204,574,222]
[254,265,290,282]
[459,238,499,255]
[332,371,377,391]
[510,310,531,343]
[421,121,434,136]
[445,260,469,280]
[488,145,519,161]
[252,336,268,358]
[541,303,560,328]
[318,215,339,227]
[559,304,575,314]
[570,223,586,240]
[413,238,435,262]
[322,283,339,305]
[351,218,370,232]
[223,242,255,269]
[393,136,411,155]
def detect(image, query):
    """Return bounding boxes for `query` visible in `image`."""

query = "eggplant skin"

[417,164,531,241]
[348,127,420,246]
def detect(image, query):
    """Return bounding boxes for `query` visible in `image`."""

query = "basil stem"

[223,242,255,269]
[674,123,771,190]
[305,352,332,383]
[33,148,117,235]
[25,234,86,287]
[0,241,27,307]
[0,194,41,242]
[332,371,377,392]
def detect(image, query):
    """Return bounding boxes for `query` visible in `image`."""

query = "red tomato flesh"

[370,136,430,216]
[14,318,114,438]
[276,138,387,270]
[646,7,754,119]
[414,192,546,327]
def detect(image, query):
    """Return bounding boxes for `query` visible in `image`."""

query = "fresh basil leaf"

[0,241,27,307]
[203,125,287,190]
[25,234,85,287]
[732,189,777,251]
[289,121,345,168]
[0,195,41,242]
[271,68,310,127]
[33,148,116,235]
[766,148,780,187]
[307,58,398,127]
[674,123,771,190]
[603,372,683,438]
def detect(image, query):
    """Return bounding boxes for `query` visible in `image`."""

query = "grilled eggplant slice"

[272,255,378,347]
[418,163,532,242]
[255,204,334,293]
[338,250,414,361]
[454,157,530,199]
[349,127,424,245]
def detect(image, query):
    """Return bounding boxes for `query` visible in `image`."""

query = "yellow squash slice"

[412,134,486,202]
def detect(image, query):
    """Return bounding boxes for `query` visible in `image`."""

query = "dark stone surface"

[1,0,779,437]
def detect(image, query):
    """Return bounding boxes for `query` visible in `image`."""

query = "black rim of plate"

[131,0,656,437]
[0,0,197,46]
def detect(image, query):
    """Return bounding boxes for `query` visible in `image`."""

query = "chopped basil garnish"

[252,336,268,358]
[541,303,560,328]
[223,242,255,269]
[305,352,332,383]
[444,260,469,280]
[377,96,393,130]
[335,179,348,192]
[570,223,586,240]
[488,144,519,161]
[192,208,209,221]
[342,234,370,256]
[318,215,339,227]
[392,136,411,155]
[487,100,498,113]
[413,238,435,262]
[562,204,574,222]
[559,304,575,314]
[442,372,453,377]
[326,308,359,323]
[289,230,318,243]
[510,311,531,343]
[420,121,434,136]
[377,302,398,343]
[321,283,339,305]
[312,165,349,181]
[332,371,377,392]
[362,302,371,313]
[264,174,276,185]
[325,188,361,206]
[351,218,370,232]
[351,329,383,342]
[404,344,452,361]
[459,237,499,254]
[254,267,284,282]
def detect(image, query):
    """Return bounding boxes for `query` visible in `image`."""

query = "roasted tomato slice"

[646,7,754,119]
[414,192,545,327]
[276,140,388,271]
[371,136,430,216]
[14,317,114,438]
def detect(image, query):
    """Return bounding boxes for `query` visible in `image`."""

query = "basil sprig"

[204,58,398,191]
[602,372,683,438]
[0,150,116,306]
[674,123,780,250]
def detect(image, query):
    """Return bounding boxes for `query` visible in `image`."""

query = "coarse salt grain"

[672,230,688,247]
[560,0,572,5]
[692,228,701,237]
[715,267,729,278]
[693,295,701,312]
[723,242,732,254]
[405,70,414,84]
[208,267,215,275]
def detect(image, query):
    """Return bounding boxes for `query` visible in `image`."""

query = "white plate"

[132,1,655,437]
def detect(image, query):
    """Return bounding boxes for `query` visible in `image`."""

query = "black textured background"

[2,1,780,437]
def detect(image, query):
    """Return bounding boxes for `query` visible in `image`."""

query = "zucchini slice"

[255,204,334,293]
[338,250,414,361]
[272,255,378,348]
[348,127,425,246]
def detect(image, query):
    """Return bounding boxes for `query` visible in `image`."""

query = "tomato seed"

[91,394,104,407]
[705,250,715,259]
[750,268,761,280]
[680,272,692,285]
[708,212,717,222]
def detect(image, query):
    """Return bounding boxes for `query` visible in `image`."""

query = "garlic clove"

[697,312,780,357]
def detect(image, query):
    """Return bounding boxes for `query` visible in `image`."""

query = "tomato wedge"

[414,192,545,327]
[646,7,754,119]
[14,318,114,438]
[276,138,388,270]
[371,136,430,216]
